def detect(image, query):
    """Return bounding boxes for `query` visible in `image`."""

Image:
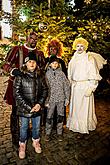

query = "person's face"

[27,34,37,48]
[76,44,85,54]
[26,60,37,72]
[50,61,59,70]
[50,47,58,55]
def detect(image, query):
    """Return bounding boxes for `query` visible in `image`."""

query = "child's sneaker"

[32,139,42,153]
[19,142,26,159]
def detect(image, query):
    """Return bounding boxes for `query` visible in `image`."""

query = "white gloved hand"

[85,88,93,97]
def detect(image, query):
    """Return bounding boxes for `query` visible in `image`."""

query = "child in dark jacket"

[13,52,48,159]
[45,56,70,141]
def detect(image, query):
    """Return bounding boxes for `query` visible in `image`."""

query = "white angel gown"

[66,51,106,134]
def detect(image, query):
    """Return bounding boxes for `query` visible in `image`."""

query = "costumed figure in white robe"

[66,37,107,134]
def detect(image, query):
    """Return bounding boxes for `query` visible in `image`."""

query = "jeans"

[19,116,41,142]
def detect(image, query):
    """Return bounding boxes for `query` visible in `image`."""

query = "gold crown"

[73,37,89,50]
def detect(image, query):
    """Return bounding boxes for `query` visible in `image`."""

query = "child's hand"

[65,99,69,106]
[45,103,49,108]
[30,104,41,113]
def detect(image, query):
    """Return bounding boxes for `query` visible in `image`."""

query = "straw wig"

[73,37,89,51]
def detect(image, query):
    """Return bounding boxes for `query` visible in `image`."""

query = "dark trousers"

[41,108,47,126]
[51,106,67,128]
[10,105,19,147]
[41,106,66,127]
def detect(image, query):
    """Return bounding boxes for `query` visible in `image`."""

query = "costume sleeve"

[68,60,72,82]
[68,58,77,87]
[88,56,102,80]
[36,50,46,72]
[2,46,19,74]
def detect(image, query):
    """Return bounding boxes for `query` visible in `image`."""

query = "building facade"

[0,0,12,41]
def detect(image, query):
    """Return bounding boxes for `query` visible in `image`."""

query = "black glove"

[12,68,23,76]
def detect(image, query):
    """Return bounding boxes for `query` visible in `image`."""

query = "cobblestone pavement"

[0,76,110,165]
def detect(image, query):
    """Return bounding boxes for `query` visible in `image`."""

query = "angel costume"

[67,49,106,134]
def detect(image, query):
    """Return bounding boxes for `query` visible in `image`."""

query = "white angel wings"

[88,52,107,70]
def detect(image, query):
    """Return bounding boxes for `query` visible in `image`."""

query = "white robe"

[67,51,102,134]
